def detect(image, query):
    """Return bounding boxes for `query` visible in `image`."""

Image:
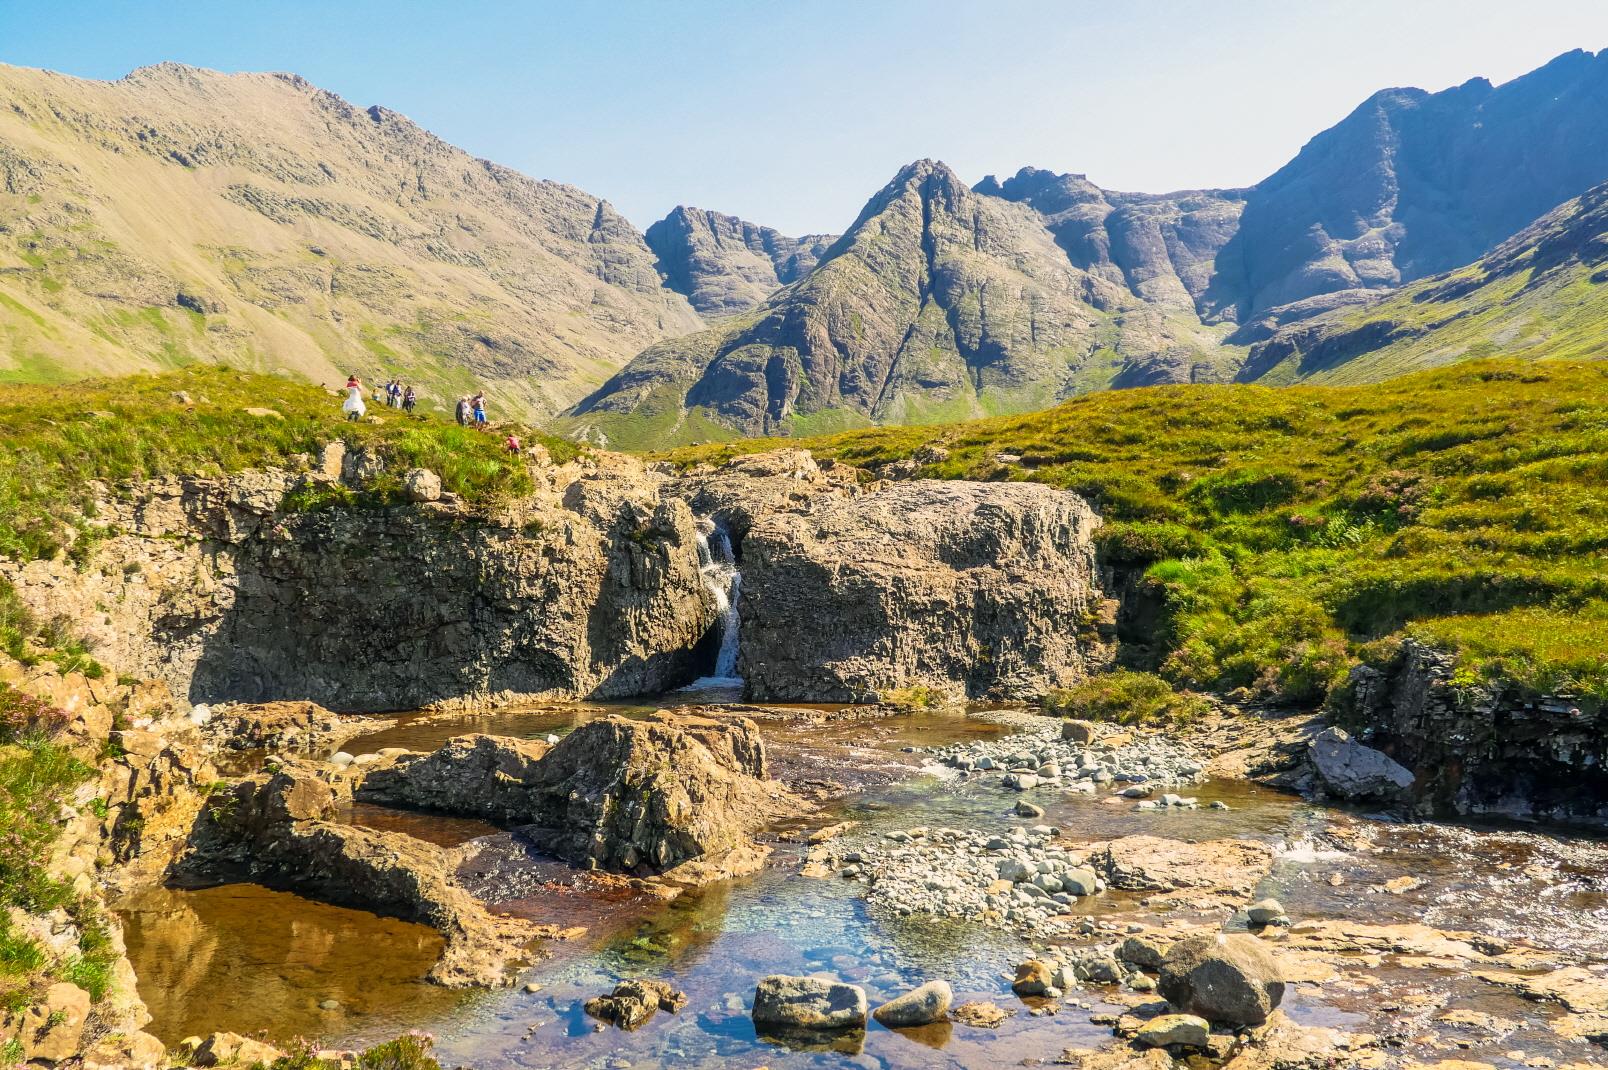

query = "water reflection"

[118,883,469,1045]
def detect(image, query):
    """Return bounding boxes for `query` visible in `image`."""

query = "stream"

[116,692,1608,1068]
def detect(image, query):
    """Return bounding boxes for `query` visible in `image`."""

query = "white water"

[683,519,743,689]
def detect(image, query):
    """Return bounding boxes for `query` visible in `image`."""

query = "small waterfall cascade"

[687,517,743,687]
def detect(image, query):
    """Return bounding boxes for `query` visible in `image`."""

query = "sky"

[3,1,1606,236]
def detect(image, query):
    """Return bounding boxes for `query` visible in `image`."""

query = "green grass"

[668,358,1608,706]
[0,365,579,562]
[1042,670,1210,726]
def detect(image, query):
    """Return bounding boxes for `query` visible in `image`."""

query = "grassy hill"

[0,365,570,562]
[670,358,1608,706]
[0,62,700,418]
[1239,181,1608,385]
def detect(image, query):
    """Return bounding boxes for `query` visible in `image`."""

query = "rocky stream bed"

[111,693,1608,1070]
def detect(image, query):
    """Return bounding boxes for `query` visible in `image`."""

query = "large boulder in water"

[522,712,791,872]
[1308,726,1415,800]
[358,712,796,874]
[1158,933,1286,1026]
[731,477,1107,701]
[752,975,868,1030]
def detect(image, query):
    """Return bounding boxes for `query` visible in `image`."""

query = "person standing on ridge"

[455,396,469,427]
[342,375,366,422]
[402,385,416,413]
[472,392,487,429]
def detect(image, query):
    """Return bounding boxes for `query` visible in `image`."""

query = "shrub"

[1041,670,1210,726]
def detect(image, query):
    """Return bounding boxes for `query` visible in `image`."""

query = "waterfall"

[687,518,742,688]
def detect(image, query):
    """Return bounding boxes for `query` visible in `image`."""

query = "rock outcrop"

[195,770,547,986]
[3,451,721,711]
[358,712,797,875]
[1333,639,1607,823]
[733,478,1106,701]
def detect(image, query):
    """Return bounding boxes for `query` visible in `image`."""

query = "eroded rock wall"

[674,450,1109,702]
[1334,639,1608,823]
[4,452,719,711]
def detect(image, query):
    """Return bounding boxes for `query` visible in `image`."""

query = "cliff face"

[671,449,1111,702]
[1334,640,1607,824]
[4,445,1111,711]
[3,450,721,711]
[645,206,835,316]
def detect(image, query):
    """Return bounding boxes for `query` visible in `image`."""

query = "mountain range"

[3,49,1608,438]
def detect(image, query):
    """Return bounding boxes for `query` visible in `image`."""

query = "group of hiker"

[339,376,520,453]
[453,392,488,428]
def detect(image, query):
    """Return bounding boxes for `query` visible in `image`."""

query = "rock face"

[752,976,869,1031]
[735,478,1106,701]
[3,453,721,711]
[645,206,834,316]
[358,712,796,875]
[1308,726,1416,801]
[1333,639,1607,822]
[1158,933,1286,1027]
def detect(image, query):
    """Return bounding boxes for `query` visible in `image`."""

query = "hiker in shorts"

[472,393,487,428]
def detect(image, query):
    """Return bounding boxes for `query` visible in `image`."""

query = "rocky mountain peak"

[645,206,836,317]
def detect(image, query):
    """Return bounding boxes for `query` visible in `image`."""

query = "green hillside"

[671,358,1608,706]
[1239,182,1608,384]
[0,365,572,566]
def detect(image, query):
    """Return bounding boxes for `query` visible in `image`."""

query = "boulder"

[1247,897,1288,925]
[1309,727,1415,800]
[14,982,91,1063]
[950,1001,1013,1028]
[1158,933,1286,1026]
[1012,959,1056,996]
[584,979,687,1029]
[729,477,1106,701]
[1062,719,1098,743]
[402,467,442,503]
[1119,934,1170,971]
[358,733,551,819]
[192,1031,284,1067]
[872,980,953,1027]
[752,975,868,1031]
[1135,1013,1211,1049]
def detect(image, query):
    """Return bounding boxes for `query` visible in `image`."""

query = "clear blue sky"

[3,1,1606,235]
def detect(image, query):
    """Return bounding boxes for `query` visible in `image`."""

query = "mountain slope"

[1237,179,1608,384]
[976,167,1246,316]
[0,62,702,416]
[1206,47,1608,337]
[560,160,1238,447]
[645,206,834,316]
